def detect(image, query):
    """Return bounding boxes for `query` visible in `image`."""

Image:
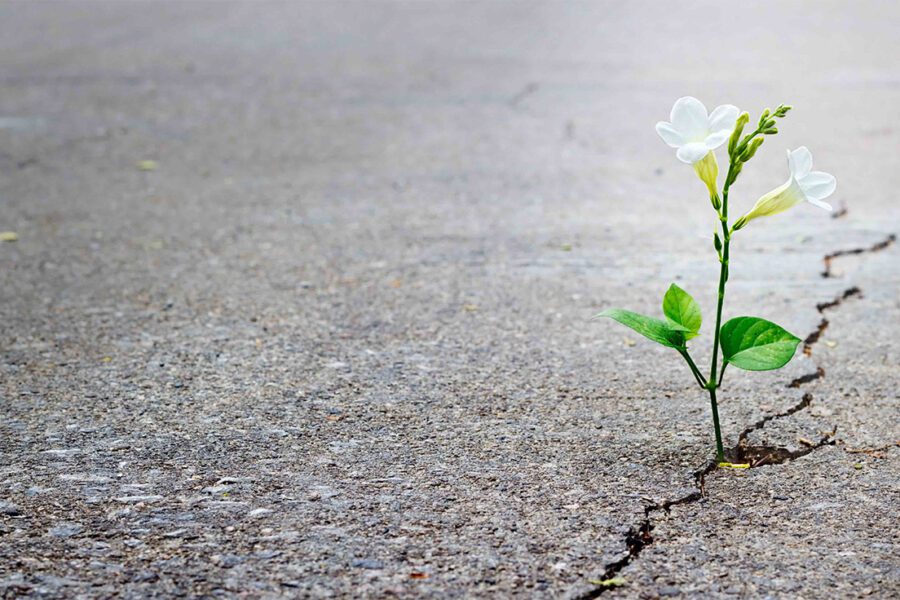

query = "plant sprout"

[598,97,836,465]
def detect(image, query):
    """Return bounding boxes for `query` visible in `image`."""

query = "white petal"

[676,142,710,164]
[656,121,685,148]
[798,171,836,201]
[807,197,833,211]
[703,130,730,150]
[708,104,739,133]
[670,97,709,142]
[741,177,805,223]
[787,147,813,179]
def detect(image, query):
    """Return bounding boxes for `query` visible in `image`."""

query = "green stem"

[708,164,735,462]
[708,386,725,462]
[679,349,708,389]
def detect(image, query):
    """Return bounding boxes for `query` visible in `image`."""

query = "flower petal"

[676,143,710,164]
[742,178,805,223]
[798,171,836,201]
[708,104,739,134]
[787,147,813,179]
[656,121,684,148]
[807,197,833,211]
[703,130,731,150]
[670,97,709,142]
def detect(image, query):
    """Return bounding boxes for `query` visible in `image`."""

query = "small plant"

[598,97,836,465]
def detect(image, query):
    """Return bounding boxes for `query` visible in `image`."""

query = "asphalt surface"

[1,2,898,598]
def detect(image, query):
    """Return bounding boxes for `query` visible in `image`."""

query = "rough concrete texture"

[1,1,898,598]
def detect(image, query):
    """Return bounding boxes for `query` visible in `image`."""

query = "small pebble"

[0,501,22,516]
[48,522,83,538]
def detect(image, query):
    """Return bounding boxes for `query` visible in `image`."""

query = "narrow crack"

[803,287,862,356]
[786,367,825,388]
[577,233,895,598]
[844,441,899,458]
[738,393,813,444]
[822,234,895,278]
[575,490,705,599]
[816,286,862,312]
[728,427,837,467]
[802,318,829,356]
[508,82,539,107]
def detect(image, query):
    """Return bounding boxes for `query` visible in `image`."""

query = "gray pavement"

[1,1,898,598]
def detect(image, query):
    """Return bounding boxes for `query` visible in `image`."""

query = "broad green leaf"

[720,316,800,371]
[596,308,685,349]
[662,283,701,339]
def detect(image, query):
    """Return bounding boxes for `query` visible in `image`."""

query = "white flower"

[737,147,836,227]
[656,97,740,164]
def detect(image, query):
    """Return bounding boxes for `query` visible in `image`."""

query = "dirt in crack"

[803,287,862,356]
[577,520,654,599]
[725,435,836,467]
[738,393,813,444]
[575,501,688,599]
[787,366,825,388]
[822,234,895,278]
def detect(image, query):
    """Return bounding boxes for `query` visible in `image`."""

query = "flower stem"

[708,385,725,462]
[708,165,735,462]
[679,349,707,389]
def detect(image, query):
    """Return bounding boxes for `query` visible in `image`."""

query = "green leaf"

[596,308,685,349]
[720,317,800,371]
[662,284,701,339]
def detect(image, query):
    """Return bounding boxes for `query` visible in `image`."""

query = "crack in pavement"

[786,367,825,388]
[508,82,539,107]
[576,231,895,598]
[737,393,813,445]
[821,234,895,278]
[830,203,848,219]
[802,286,862,356]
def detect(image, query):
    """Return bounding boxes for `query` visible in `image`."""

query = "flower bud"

[741,137,765,161]
[774,104,792,117]
[714,232,723,252]
[728,112,750,156]
[726,161,743,186]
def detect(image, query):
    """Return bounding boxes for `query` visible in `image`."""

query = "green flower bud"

[726,161,744,186]
[728,111,750,156]
[733,215,747,231]
[742,137,765,161]
[763,127,778,135]
[758,109,771,126]
[714,232,723,252]
[774,104,792,117]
